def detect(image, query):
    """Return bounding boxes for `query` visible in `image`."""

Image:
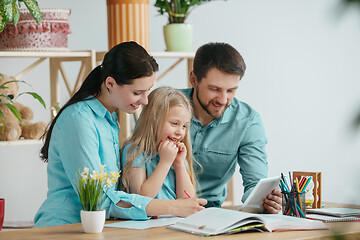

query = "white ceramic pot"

[80,210,106,233]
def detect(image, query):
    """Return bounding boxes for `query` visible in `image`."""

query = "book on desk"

[306,208,360,218]
[168,207,328,236]
[305,207,360,222]
[306,214,360,222]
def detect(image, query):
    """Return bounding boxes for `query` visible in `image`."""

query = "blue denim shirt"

[34,98,152,227]
[181,88,268,205]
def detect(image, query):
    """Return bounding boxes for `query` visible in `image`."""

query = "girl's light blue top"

[34,98,152,228]
[121,144,176,200]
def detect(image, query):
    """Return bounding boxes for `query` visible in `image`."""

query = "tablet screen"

[239,176,280,213]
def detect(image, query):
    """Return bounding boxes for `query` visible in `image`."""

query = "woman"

[34,42,206,228]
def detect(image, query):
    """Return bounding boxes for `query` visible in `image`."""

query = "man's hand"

[263,188,282,214]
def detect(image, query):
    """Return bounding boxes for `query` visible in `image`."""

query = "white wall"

[1,0,360,223]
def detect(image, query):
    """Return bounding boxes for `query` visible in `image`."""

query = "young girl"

[122,86,197,200]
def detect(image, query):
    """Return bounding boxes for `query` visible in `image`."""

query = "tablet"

[239,176,280,213]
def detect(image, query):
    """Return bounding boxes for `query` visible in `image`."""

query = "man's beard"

[195,87,229,119]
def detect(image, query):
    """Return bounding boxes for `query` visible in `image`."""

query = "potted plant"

[75,165,120,234]
[0,0,42,32]
[154,0,226,51]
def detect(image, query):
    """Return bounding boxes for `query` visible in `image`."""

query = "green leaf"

[5,103,24,125]
[3,0,15,4]
[22,0,42,24]
[18,91,46,108]
[2,79,28,87]
[3,2,13,24]
[154,0,226,23]
[12,2,19,26]
[0,110,4,133]
[0,2,8,32]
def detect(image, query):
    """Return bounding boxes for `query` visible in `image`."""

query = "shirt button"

[114,143,118,148]
[138,205,142,208]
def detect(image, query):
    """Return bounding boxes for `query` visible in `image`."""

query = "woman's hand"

[158,140,178,165]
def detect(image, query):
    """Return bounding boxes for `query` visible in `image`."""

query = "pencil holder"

[282,192,306,218]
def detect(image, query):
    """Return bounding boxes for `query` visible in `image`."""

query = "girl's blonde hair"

[121,86,197,194]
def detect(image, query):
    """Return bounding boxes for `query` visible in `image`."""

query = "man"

[182,42,281,213]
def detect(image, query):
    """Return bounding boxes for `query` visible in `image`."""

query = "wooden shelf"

[151,52,195,58]
[0,139,43,146]
[0,50,94,58]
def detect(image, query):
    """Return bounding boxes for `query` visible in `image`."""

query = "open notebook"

[168,208,328,236]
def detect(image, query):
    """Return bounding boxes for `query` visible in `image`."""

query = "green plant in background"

[0,0,43,32]
[75,165,120,211]
[154,0,226,24]
[343,0,360,3]
[0,77,45,132]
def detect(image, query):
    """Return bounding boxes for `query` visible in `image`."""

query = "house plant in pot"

[75,165,120,233]
[154,0,225,52]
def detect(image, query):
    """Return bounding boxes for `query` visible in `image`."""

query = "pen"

[301,176,312,193]
[299,176,306,189]
[184,190,191,198]
[296,179,300,192]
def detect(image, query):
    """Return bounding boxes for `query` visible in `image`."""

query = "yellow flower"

[83,167,89,175]
[81,173,88,182]
[90,170,99,181]
[106,178,112,187]
[110,171,120,179]
[98,173,106,182]
[76,166,119,211]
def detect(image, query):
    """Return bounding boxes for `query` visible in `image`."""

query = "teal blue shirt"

[181,89,268,205]
[34,98,152,228]
[121,144,176,200]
